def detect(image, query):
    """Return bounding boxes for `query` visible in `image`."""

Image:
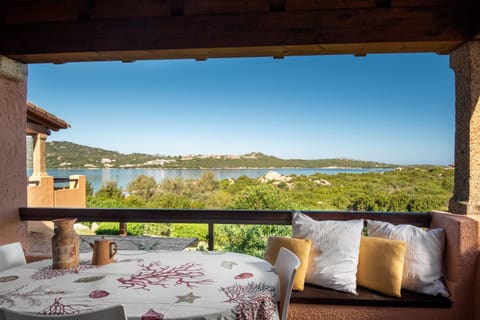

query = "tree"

[227,184,294,210]
[95,181,123,200]
[127,174,157,201]
[85,181,94,197]
[197,171,219,192]
[159,177,185,195]
[219,185,293,257]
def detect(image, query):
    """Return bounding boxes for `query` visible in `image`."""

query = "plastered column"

[0,56,28,246]
[32,133,48,177]
[449,41,480,215]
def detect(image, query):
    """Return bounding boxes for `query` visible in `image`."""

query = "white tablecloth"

[0,251,279,320]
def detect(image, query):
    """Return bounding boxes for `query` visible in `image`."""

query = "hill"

[45,141,397,169]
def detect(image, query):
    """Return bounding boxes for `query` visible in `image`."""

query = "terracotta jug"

[52,218,79,269]
[91,238,118,265]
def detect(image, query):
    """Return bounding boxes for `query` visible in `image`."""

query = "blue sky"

[27,53,454,165]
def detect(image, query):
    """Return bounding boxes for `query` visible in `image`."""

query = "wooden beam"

[76,0,94,21]
[169,0,184,16]
[472,2,480,39]
[26,122,50,135]
[0,7,468,63]
[268,0,285,12]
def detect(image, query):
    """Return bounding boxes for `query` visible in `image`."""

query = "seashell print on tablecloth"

[0,275,19,282]
[141,308,164,320]
[88,290,109,298]
[234,272,254,279]
[74,275,105,283]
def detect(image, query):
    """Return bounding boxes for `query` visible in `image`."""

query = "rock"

[74,223,90,231]
[259,171,292,183]
[313,179,331,186]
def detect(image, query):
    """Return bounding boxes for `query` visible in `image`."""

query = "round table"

[0,250,279,320]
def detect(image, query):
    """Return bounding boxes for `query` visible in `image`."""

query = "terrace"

[0,1,479,319]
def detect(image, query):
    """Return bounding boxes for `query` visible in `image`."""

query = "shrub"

[144,223,171,237]
[95,222,119,235]
[171,224,208,242]
[217,224,291,258]
[95,222,145,236]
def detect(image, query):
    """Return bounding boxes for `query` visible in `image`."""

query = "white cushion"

[367,220,449,297]
[292,212,363,294]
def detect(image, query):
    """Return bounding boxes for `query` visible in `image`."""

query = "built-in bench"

[290,211,451,309]
[292,284,451,308]
[287,211,479,320]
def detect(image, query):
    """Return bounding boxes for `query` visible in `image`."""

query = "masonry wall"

[0,57,27,247]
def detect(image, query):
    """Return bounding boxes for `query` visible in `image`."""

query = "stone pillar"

[0,56,28,246]
[449,41,480,215]
[32,133,48,177]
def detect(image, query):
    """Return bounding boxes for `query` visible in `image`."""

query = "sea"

[28,167,392,192]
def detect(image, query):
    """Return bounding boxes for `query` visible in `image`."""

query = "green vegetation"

[86,167,454,256]
[46,141,396,169]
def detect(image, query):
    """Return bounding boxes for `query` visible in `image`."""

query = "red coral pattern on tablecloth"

[221,282,276,320]
[117,261,213,290]
[40,297,92,315]
[31,260,95,280]
[0,285,64,308]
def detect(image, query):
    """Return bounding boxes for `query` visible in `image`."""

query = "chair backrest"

[0,305,127,320]
[0,242,26,273]
[275,247,301,320]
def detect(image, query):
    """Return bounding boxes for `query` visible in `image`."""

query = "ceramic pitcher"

[91,238,118,265]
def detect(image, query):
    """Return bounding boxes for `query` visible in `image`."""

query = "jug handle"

[109,242,118,258]
[80,238,94,249]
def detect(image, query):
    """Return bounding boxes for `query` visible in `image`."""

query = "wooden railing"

[19,208,432,250]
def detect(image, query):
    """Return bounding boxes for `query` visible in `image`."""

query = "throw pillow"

[367,220,449,297]
[357,236,406,297]
[264,236,312,291]
[292,212,363,294]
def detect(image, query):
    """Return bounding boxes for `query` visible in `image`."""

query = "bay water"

[29,167,391,192]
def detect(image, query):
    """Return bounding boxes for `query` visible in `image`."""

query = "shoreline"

[42,166,397,170]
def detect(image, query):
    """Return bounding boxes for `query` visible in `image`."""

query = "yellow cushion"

[357,236,407,298]
[264,236,312,291]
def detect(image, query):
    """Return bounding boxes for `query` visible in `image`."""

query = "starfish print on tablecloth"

[175,292,201,304]
[220,261,238,270]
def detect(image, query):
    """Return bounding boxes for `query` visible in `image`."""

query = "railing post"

[119,222,127,236]
[208,223,214,251]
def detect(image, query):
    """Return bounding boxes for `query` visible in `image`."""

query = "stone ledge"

[0,56,27,81]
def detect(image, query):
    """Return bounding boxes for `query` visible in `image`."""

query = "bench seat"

[287,211,479,320]
[291,284,451,308]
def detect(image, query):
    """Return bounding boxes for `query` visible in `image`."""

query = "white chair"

[0,242,26,273]
[0,305,127,320]
[275,247,301,320]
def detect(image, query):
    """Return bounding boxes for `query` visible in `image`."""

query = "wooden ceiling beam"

[169,0,184,16]
[268,0,285,12]
[0,7,468,63]
[472,2,480,39]
[26,122,50,136]
[76,0,94,21]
